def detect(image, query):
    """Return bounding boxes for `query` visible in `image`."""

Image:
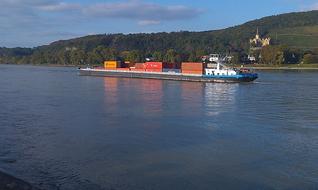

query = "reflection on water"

[103,78,164,117]
[0,65,318,190]
[204,83,238,116]
[136,79,163,116]
[103,77,119,106]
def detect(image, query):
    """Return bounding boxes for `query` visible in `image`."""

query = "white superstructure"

[209,54,221,63]
[205,62,237,76]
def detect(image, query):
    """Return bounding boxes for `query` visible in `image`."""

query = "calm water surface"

[0,64,317,190]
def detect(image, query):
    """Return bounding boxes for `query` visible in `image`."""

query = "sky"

[1,0,318,47]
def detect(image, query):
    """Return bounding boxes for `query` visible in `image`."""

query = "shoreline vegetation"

[242,63,318,70]
[1,63,318,70]
[1,11,318,68]
[0,170,37,190]
[4,62,318,69]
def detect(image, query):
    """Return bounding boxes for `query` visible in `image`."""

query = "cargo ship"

[79,60,258,83]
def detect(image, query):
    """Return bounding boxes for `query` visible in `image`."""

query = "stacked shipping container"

[145,62,163,72]
[131,63,146,71]
[104,61,121,69]
[102,60,206,75]
[181,62,206,75]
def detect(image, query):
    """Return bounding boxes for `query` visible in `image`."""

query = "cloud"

[0,0,201,27]
[308,3,318,10]
[0,0,202,47]
[299,1,318,11]
[37,2,81,12]
[138,20,161,26]
[82,0,202,21]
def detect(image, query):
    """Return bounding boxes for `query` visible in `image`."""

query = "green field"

[270,26,318,49]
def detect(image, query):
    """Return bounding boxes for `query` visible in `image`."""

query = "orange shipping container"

[182,68,204,71]
[104,61,121,68]
[181,62,206,70]
[182,70,203,75]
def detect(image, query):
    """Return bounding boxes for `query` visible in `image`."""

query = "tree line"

[1,43,317,66]
[1,10,318,65]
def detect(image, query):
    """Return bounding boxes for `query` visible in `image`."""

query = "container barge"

[79,61,258,83]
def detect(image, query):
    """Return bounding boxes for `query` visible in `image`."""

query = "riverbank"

[0,170,37,190]
[242,64,318,70]
[2,62,318,70]
[0,63,82,68]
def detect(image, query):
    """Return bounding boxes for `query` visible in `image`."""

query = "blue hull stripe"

[203,73,258,79]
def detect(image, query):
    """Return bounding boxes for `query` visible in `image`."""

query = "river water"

[0,64,317,190]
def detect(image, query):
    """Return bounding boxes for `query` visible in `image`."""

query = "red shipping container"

[145,62,163,69]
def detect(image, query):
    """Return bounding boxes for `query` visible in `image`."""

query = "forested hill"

[1,10,318,65]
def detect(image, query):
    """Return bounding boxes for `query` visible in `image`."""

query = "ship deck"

[79,68,257,83]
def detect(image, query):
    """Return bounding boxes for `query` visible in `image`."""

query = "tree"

[260,46,284,65]
[126,50,143,63]
[2,10,318,65]
[164,49,181,63]
[276,50,284,65]
[283,48,301,64]
[152,51,163,61]
[70,49,87,65]
[231,52,241,65]
[30,51,46,64]
[302,54,318,64]
[187,51,197,62]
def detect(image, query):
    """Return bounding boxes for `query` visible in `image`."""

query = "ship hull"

[79,69,258,83]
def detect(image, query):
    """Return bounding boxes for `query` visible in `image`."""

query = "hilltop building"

[249,28,271,50]
[248,28,271,63]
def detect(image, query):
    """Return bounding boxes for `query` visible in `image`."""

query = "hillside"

[1,10,318,65]
[269,25,318,49]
